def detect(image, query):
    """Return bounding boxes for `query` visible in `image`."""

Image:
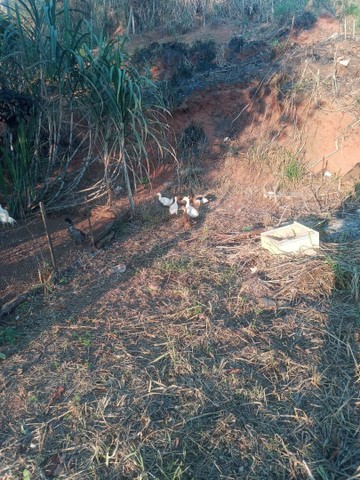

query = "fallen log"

[94,220,115,247]
[94,209,131,248]
[0,284,44,318]
[96,231,115,249]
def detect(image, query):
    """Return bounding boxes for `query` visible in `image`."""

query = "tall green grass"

[0,120,37,216]
[0,0,168,214]
[2,0,348,37]
[273,0,308,23]
[344,2,360,26]
[57,0,345,35]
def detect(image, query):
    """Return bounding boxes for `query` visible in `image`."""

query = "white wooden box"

[261,222,319,255]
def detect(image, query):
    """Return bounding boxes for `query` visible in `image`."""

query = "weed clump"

[133,40,218,80]
[177,123,207,187]
[189,40,217,72]
[132,42,162,66]
[273,0,308,25]
[228,36,245,54]
[178,123,207,164]
[283,155,305,182]
[293,11,317,30]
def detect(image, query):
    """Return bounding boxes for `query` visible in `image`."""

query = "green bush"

[0,0,168,214]
[344,3,360,26]
[273,0,308,24]
[283,156,305,182]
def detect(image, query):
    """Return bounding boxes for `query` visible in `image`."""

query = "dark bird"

[64,217,86,245]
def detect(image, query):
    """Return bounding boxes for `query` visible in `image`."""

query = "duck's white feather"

[157,192,173,207]
[0,205,16,224]
[169,197,179,215]
[183,197,199,218]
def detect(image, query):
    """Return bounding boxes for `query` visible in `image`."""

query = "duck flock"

[157,192,209,219]
[0,192,210,250]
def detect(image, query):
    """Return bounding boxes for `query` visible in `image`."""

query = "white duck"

[169,196,179,215]
[0,205,16,225]
[183,196,199,218]
[157,192,173,207]
[194,195,209,207]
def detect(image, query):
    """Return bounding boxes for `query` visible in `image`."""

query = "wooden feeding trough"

[261,222,319,255]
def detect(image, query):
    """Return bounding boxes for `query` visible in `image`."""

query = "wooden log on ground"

[0,294,28,318]
[0,284,44,318]
[96,231,116,249]
[94,209,131,248]
[94,221,115,248]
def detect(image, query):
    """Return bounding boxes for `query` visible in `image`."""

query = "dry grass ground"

[1,153,360,480]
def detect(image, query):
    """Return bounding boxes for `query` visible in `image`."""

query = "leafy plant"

[273,0,307,24]
[326,256,348,290]
[344,2,360,26]
[22,469,31,480]
[0,326,16,345]
[283,155,305,182]
[0,119,37,215]
[0,0,169,215]
[79,332,92,348]
[157,455,189,480]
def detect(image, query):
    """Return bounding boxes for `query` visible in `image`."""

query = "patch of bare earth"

[0,208,119,305]
[1,14,360,480]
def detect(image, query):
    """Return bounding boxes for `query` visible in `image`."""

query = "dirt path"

[0,210,114,305]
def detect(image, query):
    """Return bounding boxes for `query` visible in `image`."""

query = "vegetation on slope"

[0,0,168,215]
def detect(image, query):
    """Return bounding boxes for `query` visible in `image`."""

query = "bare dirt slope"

[164,14,360,177]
